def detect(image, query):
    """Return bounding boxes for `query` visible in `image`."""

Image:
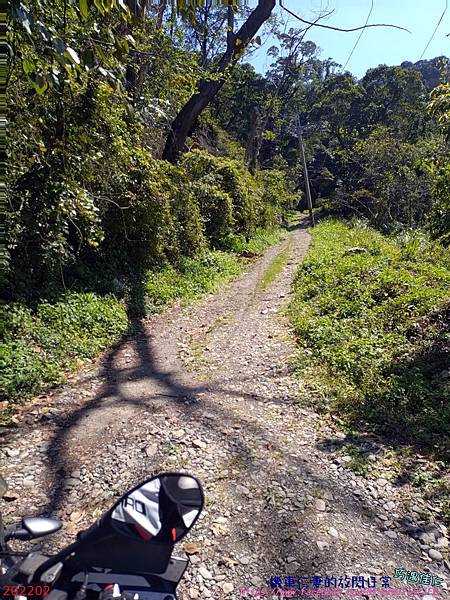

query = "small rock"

[215,516,227,524]
[145,444,158,457]
[428,549,443,561]
[317,541,329,551]
[328,527,339,538]
[315,499,326,511]
[377,478,388,487]
[63,478,80,487]
[385,531,397,539]
[192,439,206,449]
[239,556,251,565]
[184,542,201,555]
[222,583,234,593]
[436,537,449,548]
[69,511,82,523]
[198,566,212,580]
[419,532,437,544]
[189,588,199,599]
[286,556,296,563]
[5,448,20,457]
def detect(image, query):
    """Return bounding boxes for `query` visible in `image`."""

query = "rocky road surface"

[1,220,448,600]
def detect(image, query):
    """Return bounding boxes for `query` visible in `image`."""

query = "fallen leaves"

[183,542,201,555]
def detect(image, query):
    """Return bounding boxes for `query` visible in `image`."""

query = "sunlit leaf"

[79,0,89,21]
[30,73,48,95]
[22,57,35,75]
[65,47,81,65]
[93,0,105,14]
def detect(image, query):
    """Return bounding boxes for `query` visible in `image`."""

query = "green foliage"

[290,220,450,457]
[0,293,128,410]
[428,81,450,245]
[258,236,292,290]
[341,445,371,476]
[257,169,297,226]
[430,164,450,245]
[328,127,437,231]
[144,251,241,314]
[182,150,289,247]
[222,227,284,254]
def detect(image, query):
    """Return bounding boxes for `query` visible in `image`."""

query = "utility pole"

[297,118,315,228]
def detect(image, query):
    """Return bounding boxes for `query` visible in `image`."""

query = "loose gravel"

[1,220,448,600]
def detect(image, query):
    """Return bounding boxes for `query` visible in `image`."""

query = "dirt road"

[1,221,448,600]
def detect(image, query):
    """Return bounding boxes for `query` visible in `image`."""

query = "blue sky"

[249,0,450,78]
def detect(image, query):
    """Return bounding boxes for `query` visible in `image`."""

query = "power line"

[343,0,374,71]
[419,0,448,60]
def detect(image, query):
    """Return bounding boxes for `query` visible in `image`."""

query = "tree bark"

[246,105,261,173]
[162,0,276,163]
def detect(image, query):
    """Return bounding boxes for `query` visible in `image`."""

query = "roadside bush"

[257,169,297,226]
[183,150,263,239]
[0,293,128,409]
[290,219,450,457]
[430,164,450,246]
[144,251,241,313]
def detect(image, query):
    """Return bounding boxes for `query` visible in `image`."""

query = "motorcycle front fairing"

[28,473,204,600]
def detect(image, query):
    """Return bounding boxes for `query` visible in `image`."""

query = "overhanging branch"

[279,0,411,34]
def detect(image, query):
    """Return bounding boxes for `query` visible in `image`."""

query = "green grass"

[0,293,128,420]
[144,251,241,313]
[341,444,371,476]
[289,219,450,459]
[1,227,284,421]
[223,226,285,255]
[258,237,293,291]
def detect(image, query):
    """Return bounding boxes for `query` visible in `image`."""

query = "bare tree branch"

[278,0,411,34]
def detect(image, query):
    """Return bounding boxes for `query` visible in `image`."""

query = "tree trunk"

[246,105,261,174]
[162,0,276,163]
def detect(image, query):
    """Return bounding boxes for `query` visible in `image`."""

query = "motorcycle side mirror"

[22,517,62,539]
[110,473,204,544]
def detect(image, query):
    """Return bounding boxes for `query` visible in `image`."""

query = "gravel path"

[1,220,448,600]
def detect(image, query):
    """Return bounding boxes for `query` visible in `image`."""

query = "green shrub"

[183,150,262,239]
[0,293,128,410]
[290,219,450,457]
[144,251,241,313]
[257,169,297,227]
